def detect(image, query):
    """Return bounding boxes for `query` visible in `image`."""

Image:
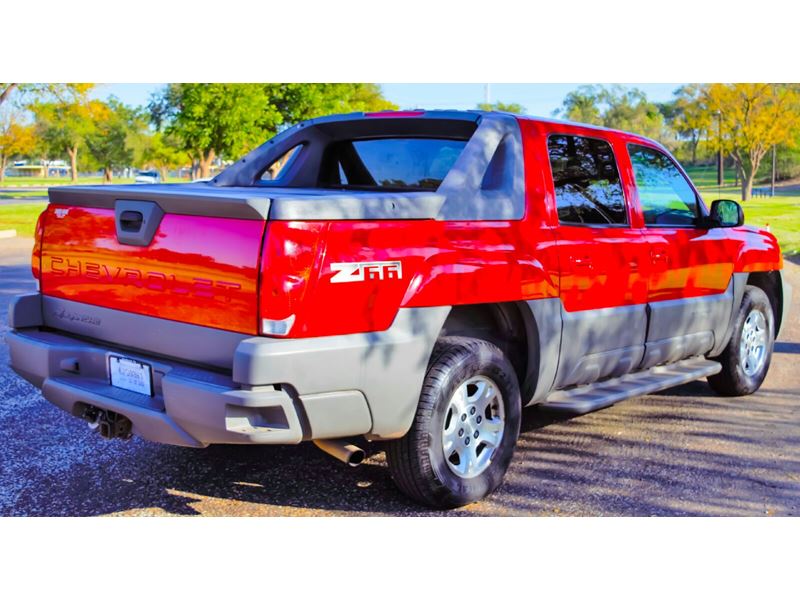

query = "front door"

[626,142,736,368]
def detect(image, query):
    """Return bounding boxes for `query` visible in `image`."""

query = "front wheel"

[708,285,775,396]
[386,336,521,509]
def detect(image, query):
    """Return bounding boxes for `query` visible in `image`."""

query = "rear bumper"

[6,294,448,446]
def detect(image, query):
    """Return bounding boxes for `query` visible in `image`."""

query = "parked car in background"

[134,170,161,184]
[7,110,792,508]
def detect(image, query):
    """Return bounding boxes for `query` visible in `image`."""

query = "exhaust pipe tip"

[346,447,366,467]
[314,439,366,467]
[82,406,101,431]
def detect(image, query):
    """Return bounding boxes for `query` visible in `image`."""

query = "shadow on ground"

[1,258,798,516]
[3,376,797,516]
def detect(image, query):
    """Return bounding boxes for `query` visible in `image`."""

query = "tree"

[30,84,97,182]
[0,110,36,182]
[664,84,713,165]
[0,84,18,108]
[598,86,666,141]
[149,83,397,178]
[141,131,189,181]
[273,83,396,122]
[476,101,525,114]
[555,85,667,142]
[149,84,285,178]
[555,85,602,125]
[85,100,135,182]
[703,83,800,201]
[1,83,84,110]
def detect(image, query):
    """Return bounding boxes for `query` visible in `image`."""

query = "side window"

[547,134,628,226]
[259,145,302,182]
[628,144,699,226]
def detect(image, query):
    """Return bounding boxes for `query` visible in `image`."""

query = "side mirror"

[708,199,744,228]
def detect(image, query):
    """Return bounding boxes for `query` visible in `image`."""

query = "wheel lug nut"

[465,438,470,445]
[470,407,476,415]
[477,416,482,423]
[461,414,467,421]
[458,428,464,436]
[473,431,479,439]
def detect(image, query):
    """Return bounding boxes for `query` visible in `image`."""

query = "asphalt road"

[1,238,798,516]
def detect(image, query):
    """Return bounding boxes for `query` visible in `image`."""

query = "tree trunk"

[103,167,112,183]
[67,146,78,182]
[160,166,168,182]
[0,155,6,183]
[0,83,18,109]
[742,171,755,202]
[198,149,216,179]
[690,135,698,165]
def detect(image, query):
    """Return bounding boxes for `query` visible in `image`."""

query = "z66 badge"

[330,261,403,283]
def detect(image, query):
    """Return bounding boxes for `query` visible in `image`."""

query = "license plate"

[108,355,153,396]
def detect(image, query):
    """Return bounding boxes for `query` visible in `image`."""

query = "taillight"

[31,210,45,280]
[259,221,327,337]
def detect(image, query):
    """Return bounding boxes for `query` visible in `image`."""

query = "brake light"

[31,210,45,280]
[365,110,425,118]
[259,221,327,337]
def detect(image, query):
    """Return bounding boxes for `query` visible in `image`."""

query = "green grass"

[684,164,740,189]
[0,204,46,237]
[0,190,48,199]
[1,176,189,186]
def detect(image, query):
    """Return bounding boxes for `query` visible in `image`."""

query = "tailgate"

[39,186,268,335]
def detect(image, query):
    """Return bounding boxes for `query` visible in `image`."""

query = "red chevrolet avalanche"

[7,110,792,508]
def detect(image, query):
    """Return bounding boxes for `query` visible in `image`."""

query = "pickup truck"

[6,110,792,508]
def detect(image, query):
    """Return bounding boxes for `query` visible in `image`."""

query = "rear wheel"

[386,336,521,509]
[708,285,775,396]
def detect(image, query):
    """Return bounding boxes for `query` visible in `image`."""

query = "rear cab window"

[628,144,701,227]
[547,134,628,226]
[319,138,467,191]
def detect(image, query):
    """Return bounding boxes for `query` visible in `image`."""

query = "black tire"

[386,336,522,509]
[708,285,775,396]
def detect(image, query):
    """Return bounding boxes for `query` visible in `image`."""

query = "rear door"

[547,132,650,388]
[626,142,736,367]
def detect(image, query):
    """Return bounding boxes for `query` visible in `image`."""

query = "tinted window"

[628,144,699,226]
[260,145,302,181]
[320,138,466,190]
[547,135,627,225]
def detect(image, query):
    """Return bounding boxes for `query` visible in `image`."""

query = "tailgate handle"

[114,200,164,247]
[119,210,144,232]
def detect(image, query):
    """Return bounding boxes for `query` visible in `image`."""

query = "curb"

[0,229,18,239]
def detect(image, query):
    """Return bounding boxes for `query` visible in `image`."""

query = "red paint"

[260,219,558,337]
[37,115,784,339]
[40,205,265,334]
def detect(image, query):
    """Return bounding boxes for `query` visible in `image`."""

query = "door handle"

[650,250,668,264]
[570,255,593,270]
[119,210,144,232]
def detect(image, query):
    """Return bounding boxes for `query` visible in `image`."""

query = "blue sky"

[91,83,682,116]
